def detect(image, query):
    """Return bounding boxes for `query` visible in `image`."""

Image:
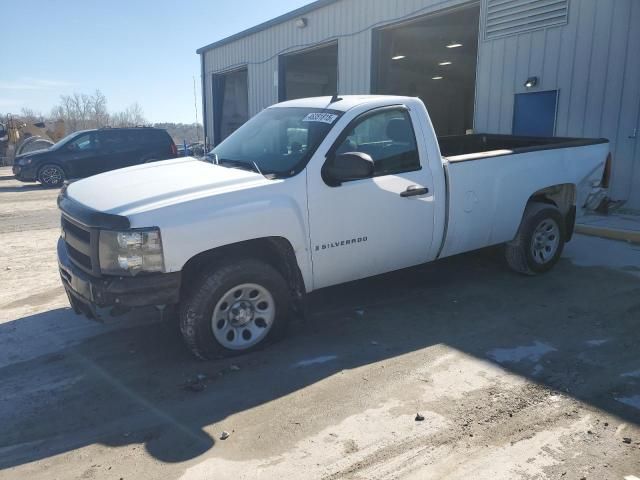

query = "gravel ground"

[0,167,639,480]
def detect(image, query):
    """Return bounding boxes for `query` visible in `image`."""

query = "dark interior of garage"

[279,42,338,101]
[373,4,480,136]
[213,68,249,144]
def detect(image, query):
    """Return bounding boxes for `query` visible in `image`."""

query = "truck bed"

[436,133,610,260]
[438,134,608,162]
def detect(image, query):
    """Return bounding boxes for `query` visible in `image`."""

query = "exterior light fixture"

[446,42,463,48]
[432,76,443,80]
[392,55,406,60]
[295,17,308,28]
[438,61,452,66]
[524,76,538,88]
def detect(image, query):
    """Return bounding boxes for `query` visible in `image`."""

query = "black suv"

[12,127,177,187]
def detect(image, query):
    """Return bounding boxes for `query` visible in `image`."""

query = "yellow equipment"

[0,115,65,165]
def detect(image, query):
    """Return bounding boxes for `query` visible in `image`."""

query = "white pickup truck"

[57,95,611,359]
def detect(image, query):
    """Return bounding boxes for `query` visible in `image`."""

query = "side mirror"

[325,152,374,185]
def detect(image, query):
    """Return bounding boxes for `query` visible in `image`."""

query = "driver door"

[307,106,436,289]
[63,132,102,178]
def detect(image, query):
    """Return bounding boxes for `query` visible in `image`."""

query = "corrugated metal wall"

[202,0,471,139]
[201,0,640,207]
[476,0,640,205]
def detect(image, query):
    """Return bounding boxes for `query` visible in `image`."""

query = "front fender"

[130,187,312,291]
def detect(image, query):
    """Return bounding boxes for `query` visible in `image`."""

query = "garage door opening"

[279,42,338,101]
[213,67,249,145]
[372,4,480,136]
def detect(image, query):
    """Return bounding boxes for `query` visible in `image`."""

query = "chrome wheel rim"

[530,218,560,264]
[211,283,275,350]
[41,166,62,185]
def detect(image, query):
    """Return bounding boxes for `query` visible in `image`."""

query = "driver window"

[335,109,420,177]
[69,133,98,151]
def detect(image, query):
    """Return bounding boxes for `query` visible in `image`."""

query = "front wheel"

[37,164,65,188]
[505,202,566,275]
[179,259,291,359]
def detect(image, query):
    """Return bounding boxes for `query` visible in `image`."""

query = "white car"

[57,95,611,358]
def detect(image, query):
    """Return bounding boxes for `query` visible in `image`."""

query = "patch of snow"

[293,355,338,368]
[622,370,640,378]
[585,338,611,347]
[487,341,556,364]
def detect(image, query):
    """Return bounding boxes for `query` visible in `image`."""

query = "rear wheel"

[505,202,566,275]
[179,259,290,359]
[37,164,65,188]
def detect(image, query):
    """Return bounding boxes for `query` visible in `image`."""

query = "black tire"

[37,164,65,188]
[505,202,566,275]
[179,258,291,359]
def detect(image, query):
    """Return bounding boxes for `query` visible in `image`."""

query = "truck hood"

[66,157,271,216]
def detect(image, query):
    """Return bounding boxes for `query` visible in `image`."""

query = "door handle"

[630,128,638,139]
[400,186,429,198]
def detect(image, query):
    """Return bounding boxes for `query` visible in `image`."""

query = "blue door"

[513,90,559,137]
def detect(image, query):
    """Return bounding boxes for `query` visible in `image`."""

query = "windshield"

[210,107,343,177]
[50,131,84,150]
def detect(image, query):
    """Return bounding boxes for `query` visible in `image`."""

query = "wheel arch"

[36,161,68,186]
[527,183,576,241]
[180,236,306,301]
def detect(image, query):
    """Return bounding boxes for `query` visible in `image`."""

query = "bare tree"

[110,102,147,127]
[50,90,112,132]
[91,90,109,128]
[19,108,45,123]
[45,91,150,133]
[50,93,86,132]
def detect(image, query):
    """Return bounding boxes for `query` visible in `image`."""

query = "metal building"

[197,0,640,208]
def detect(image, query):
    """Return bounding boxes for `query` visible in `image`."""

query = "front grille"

[61,215,96,273]
[66,243,92,270]
[62,217,90,243]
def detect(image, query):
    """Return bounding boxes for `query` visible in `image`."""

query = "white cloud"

[0,78,77,90]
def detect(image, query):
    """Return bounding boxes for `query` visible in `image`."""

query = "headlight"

[98,228,164,276]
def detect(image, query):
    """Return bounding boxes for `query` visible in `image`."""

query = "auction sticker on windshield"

[303,113,339,124]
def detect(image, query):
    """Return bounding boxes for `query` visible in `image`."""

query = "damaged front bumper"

[57,238,181,320]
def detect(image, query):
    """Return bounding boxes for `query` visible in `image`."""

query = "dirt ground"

[1,166,639,480]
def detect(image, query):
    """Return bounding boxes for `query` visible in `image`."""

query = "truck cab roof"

[271,95,416,112]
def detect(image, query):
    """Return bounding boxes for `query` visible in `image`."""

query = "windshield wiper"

[216,158,273,179]
[217,158,252,170]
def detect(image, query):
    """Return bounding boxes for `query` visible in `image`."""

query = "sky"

[1,0,315,124]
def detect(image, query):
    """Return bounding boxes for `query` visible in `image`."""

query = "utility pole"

[193,76,200,142]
